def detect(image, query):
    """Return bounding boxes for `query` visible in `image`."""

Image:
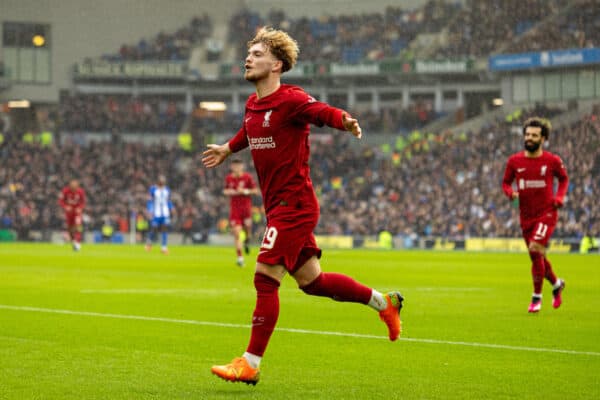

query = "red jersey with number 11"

[502,150,568,222]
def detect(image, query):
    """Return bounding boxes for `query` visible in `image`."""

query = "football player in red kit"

[502,117,568,313]
[203,27,404,385]
[58,179,86,251]
[224,159,259,267]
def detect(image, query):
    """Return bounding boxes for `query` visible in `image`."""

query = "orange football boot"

[211,357,260,385]
[379,291,404,341]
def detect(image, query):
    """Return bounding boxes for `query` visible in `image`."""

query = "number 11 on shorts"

[534,223,548,241]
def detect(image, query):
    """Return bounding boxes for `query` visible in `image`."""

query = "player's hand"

[202,143,231,168]
[553,197,564,208]
[342,113,362,139]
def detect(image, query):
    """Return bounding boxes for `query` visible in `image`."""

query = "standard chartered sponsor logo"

[524,180,546,188]
[249,136,276,150]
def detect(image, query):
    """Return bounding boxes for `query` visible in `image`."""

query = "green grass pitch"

[1,243,598,399]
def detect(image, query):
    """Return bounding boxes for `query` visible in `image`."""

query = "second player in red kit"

[224,159,259,266]
[58,179,86,251]
[502,117,568,313]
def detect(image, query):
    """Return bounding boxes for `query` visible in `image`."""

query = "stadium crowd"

[3,1,600,244]
[102,14,213,61]
[92,0,592,68]
[1,105,598,244]
[504,0,600,53]
[437,0,571,58]
[59,93,186,134]
[58,93,437,137]
[315,104,599,241]
[228,1,460,63]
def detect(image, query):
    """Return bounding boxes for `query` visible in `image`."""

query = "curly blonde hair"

[247,26,299,73]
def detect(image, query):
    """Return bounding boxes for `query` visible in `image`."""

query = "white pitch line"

[80,288,239,295]
[1,304,598,357]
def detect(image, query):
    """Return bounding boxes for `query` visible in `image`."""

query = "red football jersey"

[225,172,256,213]
[58,187,86,211]
[502,150,568,222]
[228,84,346,214]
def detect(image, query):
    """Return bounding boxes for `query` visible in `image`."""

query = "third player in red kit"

[203,27,404,385]
[502,117,568,313]
[224,159,258,266]
[58,179,86,251]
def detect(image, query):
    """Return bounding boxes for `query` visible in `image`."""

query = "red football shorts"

[65,211,82,228]
[229,206,252,227]
[257,206,321,273]
[521,213,557,247]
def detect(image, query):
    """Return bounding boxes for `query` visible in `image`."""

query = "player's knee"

[254,272,280,293]
[528,242,546,255]
[300,273,323,295]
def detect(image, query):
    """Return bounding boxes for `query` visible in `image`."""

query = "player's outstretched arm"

[202,143,232,168]
[342,112,362,139]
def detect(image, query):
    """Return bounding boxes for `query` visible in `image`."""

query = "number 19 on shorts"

[261,226,278,249]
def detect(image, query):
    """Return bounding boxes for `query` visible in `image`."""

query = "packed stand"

[0,134,227,242]
[314,103,599,241]
[228,1,460,64]
[189,102,436,138]
[0,104,598,243]
[102,14,213,61]
[437,0,571,58]
[59,93,186,133]
[504,0,600,53]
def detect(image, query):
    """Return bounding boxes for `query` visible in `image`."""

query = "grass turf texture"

[1,243,598,399]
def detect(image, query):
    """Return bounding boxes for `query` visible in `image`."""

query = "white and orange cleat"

[379,291,404,341]
[211,357,260,385]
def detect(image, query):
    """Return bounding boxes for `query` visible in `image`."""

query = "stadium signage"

[415,60,471,73]
[75,61,186,78]
[218,60,478,79]
[329,63,380,76]
[489,48,600,71]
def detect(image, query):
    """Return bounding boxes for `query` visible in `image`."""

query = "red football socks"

[529,251,545,294]
[246,273,280,357]
[300,272,372,304]
[543,257,557,285]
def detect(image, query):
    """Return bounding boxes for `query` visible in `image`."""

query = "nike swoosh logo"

[517,168,526,172]
[258,250,268,255]
[245,117,252,123]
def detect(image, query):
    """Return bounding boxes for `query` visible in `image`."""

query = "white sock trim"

[243,352,262,369]
[553,278,563,289]
[368,290,387,311]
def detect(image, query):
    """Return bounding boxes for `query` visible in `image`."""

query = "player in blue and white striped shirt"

[145,175,174,254]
